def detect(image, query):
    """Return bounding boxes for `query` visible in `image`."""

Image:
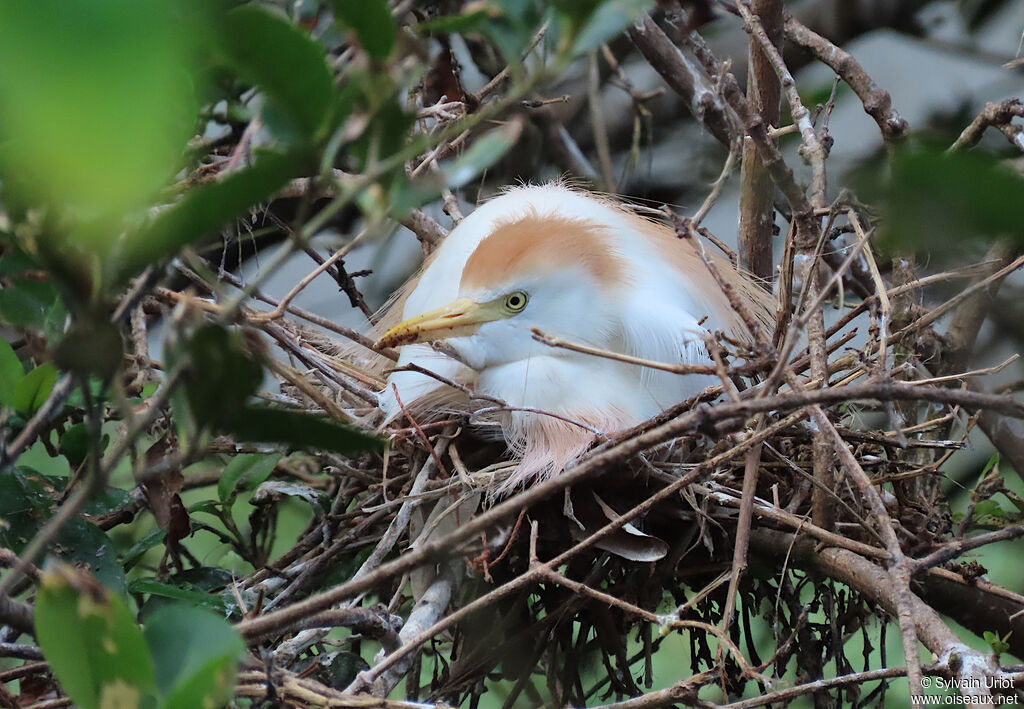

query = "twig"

[401,209,448,254]
[812,407,925,701]
[949,98,1024,152]
[694,138,742,227]
[736,1,828,208]
[587,52,617,193]
[892,254,1024,344]
[783,17,908,143]
[910,525,1024,573]
[627,15,737,148]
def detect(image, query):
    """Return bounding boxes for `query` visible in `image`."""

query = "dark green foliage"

[35,566,243,709]
[217,6,343,144]
[863,143,1024,253]
[226,406,383,455]
[180,323,263,431]
[330,0,397,60]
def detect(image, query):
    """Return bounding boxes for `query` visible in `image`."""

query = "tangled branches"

[3,1,1024,708]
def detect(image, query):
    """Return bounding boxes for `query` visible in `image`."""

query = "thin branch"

[783,17,908,143]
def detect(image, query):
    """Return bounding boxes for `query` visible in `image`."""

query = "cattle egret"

[374,184,774,491]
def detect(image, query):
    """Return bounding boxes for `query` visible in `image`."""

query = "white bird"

[373,184,774,492]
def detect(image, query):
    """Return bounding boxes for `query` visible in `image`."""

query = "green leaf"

[12,361,58,416]
[350,96,416,174]
[226,405,383,455]
[0,468,62,552]
[0,470,125,592]
[873,144,1024,252]
[122,529,167,571]
[82,487,134,517]
[984,630,1011,655]
[391,122,521,215]
[59,423,92,467]
[144,604,243,709]
[218,6,339,143]
[973,500,1005,519]
[320,650,370,688]
[417,9,492,34]
[217,452,283,503]
[0,338,24,406]
[569,0,653,55]
[0,244,38,277]
[129,578,228,615]
[0,2,204,217]
[330,0,396,60]
[0,277,64,333]
[54,518,127,596]
[444,122,522,188]
[112,150,305,285]
[53,318,123,380]
[35,565,157,709]
[478,0,546,62]
[182,324,263,430]
[212,408,380,466]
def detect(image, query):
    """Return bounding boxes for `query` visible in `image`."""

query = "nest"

[140,201,1022,708]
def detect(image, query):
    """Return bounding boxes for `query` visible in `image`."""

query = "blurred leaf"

[129,578,228,615]
[188,500,223,517]
[306,650,369,688]
[390,122,521,214]
[962,0,1014,31]
[479,0,547,62]
[35,565,157,709]
[113,150,305,285]
[444,122,522,188]
[0,277,65,333]
[12,362,58,416]
[569,0,653,55]
[218,5,339,143]
[58,423,92,467]
[53,318,123,380]
[226,405,382,455]
[330,0,396,60]
[417,9,492,34]
[0,1,203,217]
[872,144,1024,252]
[218,452,283,503]
[0,243,39,277]
[0,338,24,406]
[171,566,236,592]
[0,470,125,591]
[182,324,263,430]
[351,97,415,173]
[144,604,244,709]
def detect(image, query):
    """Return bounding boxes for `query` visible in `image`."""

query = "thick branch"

[737,0,781,281]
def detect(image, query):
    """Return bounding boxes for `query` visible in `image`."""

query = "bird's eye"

[503,291,529,313]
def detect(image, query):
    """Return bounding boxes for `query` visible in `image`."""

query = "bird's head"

[375,213,626,370]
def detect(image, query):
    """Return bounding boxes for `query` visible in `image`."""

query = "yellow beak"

[375,298,502,349]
